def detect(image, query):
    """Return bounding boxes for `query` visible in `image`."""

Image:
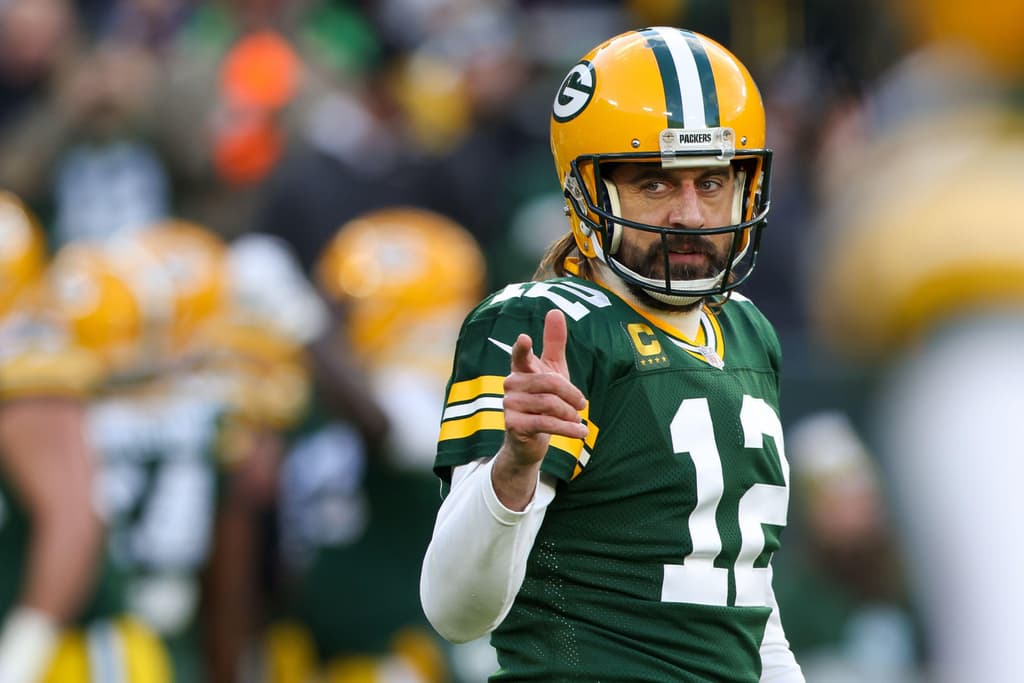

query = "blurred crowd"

[1,0,1022,682]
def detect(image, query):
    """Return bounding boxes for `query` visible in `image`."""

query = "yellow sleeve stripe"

[438,410,505,441]
[550,433,582,456]
[440,412,599,447]
[550,411,599,451]
[548,402,599,480]
[445,375,505,404]
[439,388,601,482]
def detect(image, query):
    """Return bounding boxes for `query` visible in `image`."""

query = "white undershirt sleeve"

[759,566,805,682]
[419,458,556,643]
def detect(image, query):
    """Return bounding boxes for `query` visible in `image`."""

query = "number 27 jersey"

[435,276,792,682]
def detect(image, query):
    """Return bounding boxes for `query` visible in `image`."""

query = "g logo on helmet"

[553,61,595,122]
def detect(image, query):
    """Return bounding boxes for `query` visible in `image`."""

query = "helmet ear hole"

[601,179,623,255]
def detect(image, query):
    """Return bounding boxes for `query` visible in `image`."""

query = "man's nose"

[667,183,704,229]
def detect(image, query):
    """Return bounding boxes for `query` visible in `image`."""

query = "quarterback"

[420,27,804,682]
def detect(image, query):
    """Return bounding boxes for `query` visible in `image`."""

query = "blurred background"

[1,0,1022,682]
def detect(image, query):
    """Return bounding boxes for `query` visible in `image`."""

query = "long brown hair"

[533,233,594,281]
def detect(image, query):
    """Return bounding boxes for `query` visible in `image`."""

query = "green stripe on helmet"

[680,30,720,127]
[641,28,684,129]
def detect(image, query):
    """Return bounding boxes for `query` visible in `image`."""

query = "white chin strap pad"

[602,179,623,255]
[732,170,746,225]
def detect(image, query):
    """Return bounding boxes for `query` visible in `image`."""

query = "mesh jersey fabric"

[434,276,789,682]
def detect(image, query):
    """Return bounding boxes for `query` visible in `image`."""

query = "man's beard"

[616,232,729,312]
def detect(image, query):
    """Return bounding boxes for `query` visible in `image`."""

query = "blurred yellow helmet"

[814,107,1024,360]
[389,52,473,155]
[551,28,772,300]
[121,219,228,355]
[900,0,1024,80]
[0,190,46,318]
[45,242,144,369]
[315,207,485,366]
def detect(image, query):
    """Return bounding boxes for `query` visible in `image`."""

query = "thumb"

[540,309,570,374]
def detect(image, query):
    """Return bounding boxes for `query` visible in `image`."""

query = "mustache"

[640,234,719,261]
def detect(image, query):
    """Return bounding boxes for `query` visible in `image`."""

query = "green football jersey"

[276,411,441,659]
[87,373,228,681]
[435,276,791,682]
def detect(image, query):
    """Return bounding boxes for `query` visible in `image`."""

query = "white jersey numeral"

[490,281,611,321]
[662,395,789,608]
[663,398,729,605]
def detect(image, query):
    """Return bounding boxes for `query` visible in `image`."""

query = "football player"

[0,192,170,682]
[71,220,311,681]
[263,208,489,683]
[44,229,215,682]
[811,3,1024,680]
[197,232,326,683]
[420,28,805,682]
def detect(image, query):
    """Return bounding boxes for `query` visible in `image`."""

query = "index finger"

[540,308,569,371]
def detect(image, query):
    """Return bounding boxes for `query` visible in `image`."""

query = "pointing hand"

[501,309,588,469]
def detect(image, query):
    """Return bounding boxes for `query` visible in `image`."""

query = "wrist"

[492,446,542,512]
[0,606,60,683]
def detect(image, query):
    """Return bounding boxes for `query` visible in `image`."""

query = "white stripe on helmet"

[651,26,707,129]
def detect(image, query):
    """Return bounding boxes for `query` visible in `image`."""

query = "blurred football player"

[262,207,489,683]
[315,207,486,469]
[781,412,919,683]
[0,191,170,682]
[810,4,1024,681]
[68,219,306,682]
[196,232,327,683]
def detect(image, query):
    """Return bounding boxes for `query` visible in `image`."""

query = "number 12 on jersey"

[663,395,789,608]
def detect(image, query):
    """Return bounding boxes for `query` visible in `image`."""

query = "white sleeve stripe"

[443,396,504,420]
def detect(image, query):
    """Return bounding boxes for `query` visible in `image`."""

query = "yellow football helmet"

[119,219,228,356]
[900,0,1024,79]
[550,27,772,300]
[315,207,485,367]
[814,107,1024,360]
[45,242,144,370]
[0,191,46,318]
[389,52,472,155]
